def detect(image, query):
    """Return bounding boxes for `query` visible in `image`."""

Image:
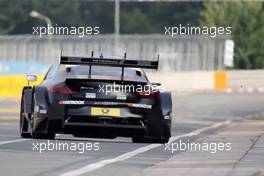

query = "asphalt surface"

[0,92,264,176]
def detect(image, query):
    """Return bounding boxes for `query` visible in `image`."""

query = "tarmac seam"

[226,133,264,176]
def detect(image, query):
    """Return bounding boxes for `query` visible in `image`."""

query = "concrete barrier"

[147,71,215,92]
[0,71,224,98]
[4,70,264,98]
[226,70,264,93]
[148,70,264,93]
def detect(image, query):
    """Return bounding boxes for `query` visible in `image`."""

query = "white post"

[30,10,53,63]
[114,0,120,55]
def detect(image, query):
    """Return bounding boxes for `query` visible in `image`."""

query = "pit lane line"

[59,120,232,176]
[0,134,63,146]
[0,138,31,146]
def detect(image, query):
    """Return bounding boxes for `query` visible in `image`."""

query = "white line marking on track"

[0,138,31,146]
[0,134,63,147]
[167,119,231,144]
[0,134,62,146]
[0,134,20,138]
[60,120,231,176]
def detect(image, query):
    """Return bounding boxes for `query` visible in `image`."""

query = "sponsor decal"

[85,93,96,99]
[58,100,151,109]
[58,100,85,105]
[93,102,117,106]
[39,109,47,114]
[116,95,127,100]
[128,103,152,109]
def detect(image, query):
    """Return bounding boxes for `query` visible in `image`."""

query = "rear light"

[49,84,80,95]
[133,90,159,98]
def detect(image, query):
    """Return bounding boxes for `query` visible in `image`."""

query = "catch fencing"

[0,34,228,71]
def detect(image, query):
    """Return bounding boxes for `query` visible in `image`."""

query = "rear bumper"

[33,114,147,137]
[63,115,147,137]
[63,121,147,138]
[33,102,167,138]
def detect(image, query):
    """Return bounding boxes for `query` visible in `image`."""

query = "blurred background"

[0,0,264,96]
[1,2,264,176]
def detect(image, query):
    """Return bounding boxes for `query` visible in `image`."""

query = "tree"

[0,1,203,35]
[0,0,83,34]
[120,2,203,33]
[200,1,264,69]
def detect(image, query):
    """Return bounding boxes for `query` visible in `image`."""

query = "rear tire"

[132,137,168,144]
[29,93,55,140]
[20,116,31,138]
[156,138,169,144]
[31,132,56,139]
[161,122,171,143]
[132,137,146,143]
[30,116,55,140]
[20,89,55,139]
[132,120,171,144]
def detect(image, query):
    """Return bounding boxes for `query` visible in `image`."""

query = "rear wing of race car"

[60,52,159,80]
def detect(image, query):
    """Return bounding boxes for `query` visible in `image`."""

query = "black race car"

[20,54,172,143]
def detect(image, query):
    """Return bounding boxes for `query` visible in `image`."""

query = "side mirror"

[26,75,37,86]
[27,75,37,82]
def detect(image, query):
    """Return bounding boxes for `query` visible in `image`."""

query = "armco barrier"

[0,61,48,98]
[3,70,264,98]
[226,70,264,93]
[0,75,44,98]
[147,71,215,92]
[0,71,228,99]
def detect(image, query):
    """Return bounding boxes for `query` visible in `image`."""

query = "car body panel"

[21,55,172,142]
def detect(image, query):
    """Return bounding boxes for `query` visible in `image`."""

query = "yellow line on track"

[0,116,19,121]
[0,108,19,113]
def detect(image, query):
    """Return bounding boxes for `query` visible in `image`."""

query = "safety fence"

[0,34,230,98]
[0,34,228,72]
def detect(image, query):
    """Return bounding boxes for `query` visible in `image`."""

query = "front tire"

[20,95,32,138]
[132,120,171,144]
